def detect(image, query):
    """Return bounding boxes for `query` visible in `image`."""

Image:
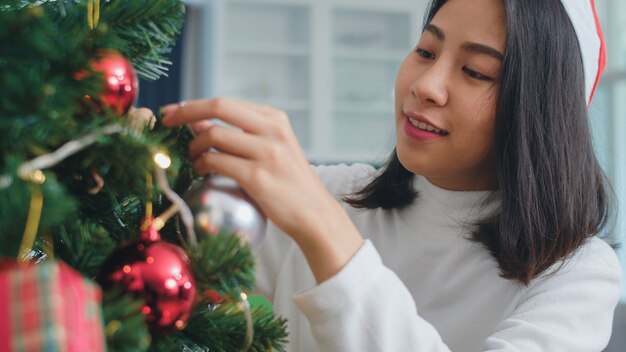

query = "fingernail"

[163,104,180,114]
[160,104,177,125]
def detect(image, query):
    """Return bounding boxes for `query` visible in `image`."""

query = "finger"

[188,120,214,135]
[162,97,273,135]
[189,125,263,161]
[192,152,255,186]
[162,98,280,123]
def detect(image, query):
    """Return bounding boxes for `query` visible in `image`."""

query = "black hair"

[344,0,613,285]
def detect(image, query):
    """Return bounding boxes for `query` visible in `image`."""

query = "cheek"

[467,89,498,128]
[476,109,497,157]
[456,93,498,150]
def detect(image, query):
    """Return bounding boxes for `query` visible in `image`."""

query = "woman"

[162,0,621,350]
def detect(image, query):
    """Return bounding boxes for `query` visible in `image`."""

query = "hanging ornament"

[85,49,138,115]
[183,175,266,246]
[96,219,197,337]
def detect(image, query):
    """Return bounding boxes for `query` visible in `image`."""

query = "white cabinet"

[182,0,425,163]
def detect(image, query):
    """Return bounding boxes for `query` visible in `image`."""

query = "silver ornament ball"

[183,175,266,246]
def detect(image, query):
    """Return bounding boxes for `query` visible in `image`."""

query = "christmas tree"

[0,0,288,350]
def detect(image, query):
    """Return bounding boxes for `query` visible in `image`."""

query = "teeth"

[408,117,443,134]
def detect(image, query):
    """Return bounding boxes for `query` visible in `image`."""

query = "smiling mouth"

[406,117,449,135]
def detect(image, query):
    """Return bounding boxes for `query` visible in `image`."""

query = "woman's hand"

[161,97,363,283]
[162,97,326,237]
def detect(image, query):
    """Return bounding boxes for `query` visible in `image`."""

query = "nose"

[410,60,449,106]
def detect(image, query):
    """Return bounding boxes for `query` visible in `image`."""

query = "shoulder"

[486,238,622,351]
[586,237,621,267]
[312,163,378,196]
[528,237,621,299]
[565,237,622,274]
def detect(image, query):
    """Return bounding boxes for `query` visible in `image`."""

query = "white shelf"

[332,7,412,52]
[233,97,310,112]
[184,0,424,163]
[226,44,310,57]
[224,2,310,47]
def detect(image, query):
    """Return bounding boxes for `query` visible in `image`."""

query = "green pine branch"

[51,218,117,278]
[38,0,185,81]
[102,288,152,352]
[0,4,105,163]
[0,157,77,258]
[1,2,289,351]
[152,300,289,352]
[188,233,257,297]
[98,0,186,81]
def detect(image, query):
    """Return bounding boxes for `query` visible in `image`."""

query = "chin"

[395,145,419,175]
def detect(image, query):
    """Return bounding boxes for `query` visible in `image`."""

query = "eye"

[463,67,493,81]
[415,48,435,60]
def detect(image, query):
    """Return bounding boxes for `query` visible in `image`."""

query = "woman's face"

[395,0,506,191]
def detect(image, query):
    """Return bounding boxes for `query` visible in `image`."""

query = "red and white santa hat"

[560,0,606,105]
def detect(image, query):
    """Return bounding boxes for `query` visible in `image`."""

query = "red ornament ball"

[89,50,138,115]
[97,224,196,336]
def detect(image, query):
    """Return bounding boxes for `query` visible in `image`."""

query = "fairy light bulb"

[153,152,171,169]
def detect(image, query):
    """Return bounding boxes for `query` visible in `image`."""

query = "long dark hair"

[344,0,613,285]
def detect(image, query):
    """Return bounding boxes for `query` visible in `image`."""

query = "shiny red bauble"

[96,221,196,336]
[89,49,138,115]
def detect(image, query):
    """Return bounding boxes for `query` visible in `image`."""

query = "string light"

[153,152,172,169]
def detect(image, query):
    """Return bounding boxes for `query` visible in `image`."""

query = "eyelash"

[462,67,493,81]
[414,48,494,82]
[415,48,434,60]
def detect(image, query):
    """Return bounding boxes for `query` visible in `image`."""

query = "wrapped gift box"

[0,260,105,352]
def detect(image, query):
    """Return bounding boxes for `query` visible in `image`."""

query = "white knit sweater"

[254,163,622,351]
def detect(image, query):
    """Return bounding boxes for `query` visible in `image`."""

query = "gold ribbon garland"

[87,0,101,30]
[18,185,44,262]
[11,126,127,262]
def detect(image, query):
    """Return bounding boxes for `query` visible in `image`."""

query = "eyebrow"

[424,24,504,61]
[424,24,445,40]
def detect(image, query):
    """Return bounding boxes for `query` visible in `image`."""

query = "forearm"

[289,194,364,284]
